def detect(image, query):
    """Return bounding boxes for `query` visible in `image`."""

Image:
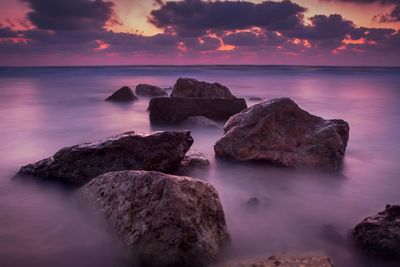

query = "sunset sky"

[0,0,399,66]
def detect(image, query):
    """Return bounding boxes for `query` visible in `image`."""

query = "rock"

[135,84,168,97]
[78,170,230,267]
[249,96,263,101]
[179,151,210,172]
[171,78,236,99]
[148,97,247,123]
[181,116,220,128]
[242,197,261,209]
[105,86,137,101]
[214,98,349,170]
[214,254,334,267]
[18,131,193,186]
[352,205,400,259]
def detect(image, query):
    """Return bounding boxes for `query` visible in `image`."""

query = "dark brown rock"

[78,170,230,267]
[171,78,236,99]
[214,98,349,170]
[148,97,247,123]
[18,131,193,186]
[135,84,168,97]
[105,86,137,101]
[352,205,400,259]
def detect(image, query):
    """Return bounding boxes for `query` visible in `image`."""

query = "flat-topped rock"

[214,98,349,170]
[18,131,193,186]
[135,84,168,97]
[78,170,230,267]
[105,86,137,101]
[353,205,400,259]
[171,78,236,99]
[148,97,247,123]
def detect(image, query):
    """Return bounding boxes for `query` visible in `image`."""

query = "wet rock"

[179,151,210,172]
[171,78,237,99]
[214,254,334,267]
[135,84,168,97]
[78,170,230,267]
[18,131,193,186]
[249,96,263,101]
[105,86,137,101]
[214,98,349,170]
[352,204,400,259]
[148,97,247,123]
[181,116,220,128]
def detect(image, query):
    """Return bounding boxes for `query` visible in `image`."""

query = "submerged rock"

[214,98,349,170]
[18,131,193,186]
[171,78,236,99]
[352,205,400,259]
[105,86,137,101]
[249,96,263,101]
[78,170,230,267]
[242,197,261,210]
[148,97,247,123]
[215,254,334,267]
[181,116,220,128]
[135,84,168,97]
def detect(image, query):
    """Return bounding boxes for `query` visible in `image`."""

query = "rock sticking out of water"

[18,131,193,186]
[78,170,230,267]
[171,78,237,99]
[181,116,221,128]
[352,204,400,259]
[179,151,210,172]
[105,86,138,101]
[214,98,349,171]
[135,84,168,97]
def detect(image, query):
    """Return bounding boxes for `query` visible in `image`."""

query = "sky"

[0,0,399,66]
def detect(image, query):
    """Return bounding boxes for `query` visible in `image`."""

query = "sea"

[0,65,399,267]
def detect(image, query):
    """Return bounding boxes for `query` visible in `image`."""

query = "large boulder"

[105,86,138,101]
[214,98,349,170]
[78,170,230,267]
[352,205,400,259]
[135,84,168,97]
[171,78,236,99]
[18,131,193,186]
[148,97,247,123]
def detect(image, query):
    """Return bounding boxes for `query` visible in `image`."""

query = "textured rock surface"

[79,170,230,267]
[171,78,236,99]
[181,116,220,128]
[148,97,247,123]
[105,86,137,101]
[135,84,168,97]
[353,205,400,258]
[214,98,349,170]
[18,131,193,186]
[214,254,334,267]
[179,151,210,171]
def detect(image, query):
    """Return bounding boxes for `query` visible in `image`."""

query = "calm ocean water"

[0,66,399,267]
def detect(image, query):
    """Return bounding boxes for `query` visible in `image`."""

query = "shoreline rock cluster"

[19,77,385,266]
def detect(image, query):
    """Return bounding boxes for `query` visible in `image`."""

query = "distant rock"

[214,98,349,170]
[242,197,261,210]
[135,84,168,97]
[352,205,400,259]
[249,96,263,101]
[214,254,334,267]
[171,78,237,99]
[148,97,247,123]
[179,151,210,172]
[78,170,230,267]
[181,116,220,128]
[105,86,137,101]
[18,131,193,186]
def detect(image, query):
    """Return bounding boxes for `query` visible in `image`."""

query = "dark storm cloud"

[0,27,19,38]
[223,31,265,46]
[20,0,115,31]
[148,0,306,37]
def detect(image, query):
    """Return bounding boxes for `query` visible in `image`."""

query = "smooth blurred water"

[0,66,399,267]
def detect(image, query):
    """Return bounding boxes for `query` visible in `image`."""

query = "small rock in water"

[135,84,168,97]
[181,116,220,128]
[179,151,210,172]
[18,131,193,186]
[249,96,263,101]
[242,197,261,209]
[214,98,349,171]
[352,204,400,259]
[78,170,230,267]
[171,78,237,99]
[105,86,137,101]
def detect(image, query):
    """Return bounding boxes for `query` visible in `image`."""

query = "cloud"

[20,0,116,31]
[148,0,306,37]
[0,27,19,38]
